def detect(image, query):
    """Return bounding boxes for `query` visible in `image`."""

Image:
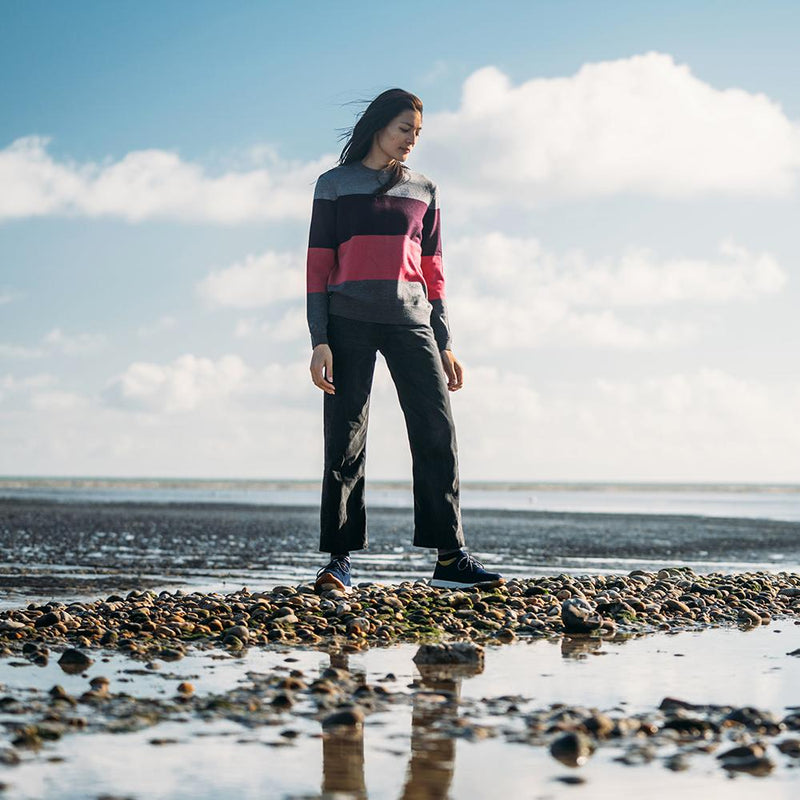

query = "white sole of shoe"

[314,574,353,594]
[430,578,504,589]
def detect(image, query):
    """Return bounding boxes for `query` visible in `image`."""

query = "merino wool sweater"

[305,161,452,351]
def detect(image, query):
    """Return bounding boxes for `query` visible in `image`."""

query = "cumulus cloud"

[417,52,800,208]
[104,354,251,413]
[447,367,800,482]
[445,234,785,351]
[30,390,86,411]
[0,135,335,224]
[0,343,45,359]
[0,373,56,403]
[333,360,800,482]
[4,53,799,226]
[43,327,106,355]
[0,373,85,411]
[3,360,799,481]
[197,250,305,308]
[1,328,107,360]
[136,315,177,338]
[451,235,786,306]
[194,233,783,352]
[103,353,311,414]
[234,308,306,341]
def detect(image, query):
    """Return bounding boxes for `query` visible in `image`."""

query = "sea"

[1,476,798,522]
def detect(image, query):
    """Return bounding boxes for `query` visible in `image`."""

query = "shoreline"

[0,569,799,797]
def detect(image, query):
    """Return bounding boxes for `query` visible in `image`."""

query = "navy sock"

[331,552,350,561]
[437,547,463,562]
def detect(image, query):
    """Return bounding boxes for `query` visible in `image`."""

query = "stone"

[717,743,774,775]
[57,648,93,674]
[412,642,484,668]
[321,707,364,730]
[550,731,593,767]
[561,598,602,633]
[777,738,800,757]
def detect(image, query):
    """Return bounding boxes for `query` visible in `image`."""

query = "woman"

[306,88,503,593]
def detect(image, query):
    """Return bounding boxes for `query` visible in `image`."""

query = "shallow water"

[1,626,799,799]
[3,479,800,521]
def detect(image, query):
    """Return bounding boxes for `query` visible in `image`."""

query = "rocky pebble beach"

[1,568,798,659]
[0,566,799,785]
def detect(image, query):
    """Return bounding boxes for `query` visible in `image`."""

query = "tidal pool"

[0,624,799,799]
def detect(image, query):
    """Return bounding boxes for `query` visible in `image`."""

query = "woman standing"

[306,88,503,593]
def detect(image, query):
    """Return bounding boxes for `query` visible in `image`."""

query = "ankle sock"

[332,552,350,561]
[437,547,463,566]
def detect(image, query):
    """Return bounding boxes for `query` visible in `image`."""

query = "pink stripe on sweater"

[307,247,336,292]
[329,235,424,285]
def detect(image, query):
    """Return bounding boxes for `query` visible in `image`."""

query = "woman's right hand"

[310,344,335,394]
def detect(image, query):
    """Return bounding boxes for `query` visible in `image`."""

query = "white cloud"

[3,361,799,481]
[30,390,86,410]
[0,373,57,404]
[1,373,56,390]
[197,233,782,353]
[446,234,783,351]
[0,135,335,224]
[418,52,800,209]
[0,343,45,359]
[103,353,311,414]
[1,328,107,360]
[4,53,800,226]
[317,361,800,482]
[0,289,18,305]
[197,250,305,308]
[450,368,800,482]
[0,373,79,410]
[234,308,306,342]
[43,327,106,355]
[136,315,177,338]
[104,354,250,413]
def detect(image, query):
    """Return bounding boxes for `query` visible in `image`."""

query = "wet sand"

[2,499,799,603]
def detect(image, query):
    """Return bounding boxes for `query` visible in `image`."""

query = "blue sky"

[2,0,799,481]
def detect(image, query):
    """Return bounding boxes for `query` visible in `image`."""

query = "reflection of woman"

[319,650,479,799]
[306,89,503,592]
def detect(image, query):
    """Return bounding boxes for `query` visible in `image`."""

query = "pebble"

[0,568,794,663]
[321,706,365,730]
[57,648,93,674]
[716,743,775,775]
[550,731,594,766]
[561,598,603,633]
[412,642,484,667]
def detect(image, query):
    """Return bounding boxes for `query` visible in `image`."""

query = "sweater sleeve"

[420,182,453,351]
[306,174,338,348]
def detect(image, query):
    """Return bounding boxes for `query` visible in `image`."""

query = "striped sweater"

[305,161,452,351]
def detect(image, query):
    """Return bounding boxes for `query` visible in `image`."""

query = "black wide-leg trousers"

[320,313,465,553]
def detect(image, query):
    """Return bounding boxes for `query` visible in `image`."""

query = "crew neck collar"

[355,160,394,173]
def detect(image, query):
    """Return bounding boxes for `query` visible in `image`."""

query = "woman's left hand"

[440,350,464,391]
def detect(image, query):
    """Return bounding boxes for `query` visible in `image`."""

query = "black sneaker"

[430,550,504,589]
[315,556,352,594]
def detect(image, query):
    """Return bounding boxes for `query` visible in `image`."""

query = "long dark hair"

[338,88,423,196]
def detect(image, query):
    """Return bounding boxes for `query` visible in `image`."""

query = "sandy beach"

[1,498,799,798]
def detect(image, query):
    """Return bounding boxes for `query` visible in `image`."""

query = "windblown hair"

[338,88,423,196]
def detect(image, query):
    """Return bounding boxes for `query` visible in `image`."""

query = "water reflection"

[560,631,644,659]
[321,724,367,799]
[319,649,483,800]
[559,635,604,659]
